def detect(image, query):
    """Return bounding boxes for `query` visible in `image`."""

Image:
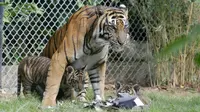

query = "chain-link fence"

[1,0,200,93]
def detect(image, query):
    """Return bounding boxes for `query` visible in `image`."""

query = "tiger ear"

[96,6,105,16]
[66,66,74,74]
[115,81,122,90]
[119,4,128,17]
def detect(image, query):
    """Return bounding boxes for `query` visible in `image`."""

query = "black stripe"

[53,34,57,50]
[47,39,52,58]
[79,91,86,94]
[84,82,89,84]
[99,14,107,35]
[17,69,22,96]
[83,16,99,55]
[91,80,100,83]
[103,18,108,33]
[83,36,88,54]
[67,14,74,26]
[84,35,92,55]
[92,47,104,55]
[86,12,96,19]
[87,19,96,45]
[93,88,100,91]
[90,64,100,70]
[107,8,124,12]
[97,55,106,64]
[75,6,97,19]
[83,28,91,54]
[59,29,63,46]
[108,11,124,16]
[89,76,99,80]
[64,41,70,64]
[72,36,77,60]
[89,73,97,77]
[88,15,104,55]
[29,58,38,71]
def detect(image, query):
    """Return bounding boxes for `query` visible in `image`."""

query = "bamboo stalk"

[186,1,194,86]
[186,2,194,34]
[173,60,178,87]
[179,1,194,86]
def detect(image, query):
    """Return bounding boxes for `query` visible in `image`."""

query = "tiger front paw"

[95,95,102,102]
[41,97,57,108]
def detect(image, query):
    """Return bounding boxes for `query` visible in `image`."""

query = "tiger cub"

[115,82,149,105]
[115,81,140,95]
[17,56,84,100]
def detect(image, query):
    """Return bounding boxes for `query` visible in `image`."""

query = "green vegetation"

[129,0,200,87]
[146,89,200,112]
[0,88,199,112]
[0,0,43,23]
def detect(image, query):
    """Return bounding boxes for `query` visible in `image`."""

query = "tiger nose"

[118,32,127,45]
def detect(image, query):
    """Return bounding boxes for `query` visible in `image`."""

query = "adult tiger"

[41,5,129,107]
[17,56,84,100]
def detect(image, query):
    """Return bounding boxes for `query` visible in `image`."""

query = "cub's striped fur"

[41,5,129,107]
[115,82,140,95]
[17,56,84,100]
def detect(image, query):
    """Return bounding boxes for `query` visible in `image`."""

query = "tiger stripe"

[40,5,129,107]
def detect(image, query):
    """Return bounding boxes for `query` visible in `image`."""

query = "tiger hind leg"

[35,84,46,100]
[17,73,22,97]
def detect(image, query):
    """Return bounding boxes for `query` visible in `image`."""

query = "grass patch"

[145,88,200,112]
[0,88,200,112]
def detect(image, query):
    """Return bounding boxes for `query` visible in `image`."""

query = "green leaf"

[157,24,200,59]
[88,0,92,5]
[0,2,9,6]
[3,16,10,23]
[157,34,188,58]
[77,0,84,8]
[3,3,44,23]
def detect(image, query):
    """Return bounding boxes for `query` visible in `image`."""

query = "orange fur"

[41,5,129,107]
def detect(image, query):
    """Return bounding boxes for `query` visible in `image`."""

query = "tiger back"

[17,56,50,97]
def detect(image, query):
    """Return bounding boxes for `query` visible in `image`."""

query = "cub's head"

[61,66,83,96]
[95,4,130,52]
[115,81,140,95]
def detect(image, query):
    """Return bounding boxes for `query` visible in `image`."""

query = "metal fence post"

[0,0,4,89]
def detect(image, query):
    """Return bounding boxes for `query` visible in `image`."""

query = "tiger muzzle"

[118,30,127,45]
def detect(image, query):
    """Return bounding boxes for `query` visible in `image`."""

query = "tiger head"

[115,81,140,96]
[94,4,130,52]
[65,66,84,92]
[59,66,85,100]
